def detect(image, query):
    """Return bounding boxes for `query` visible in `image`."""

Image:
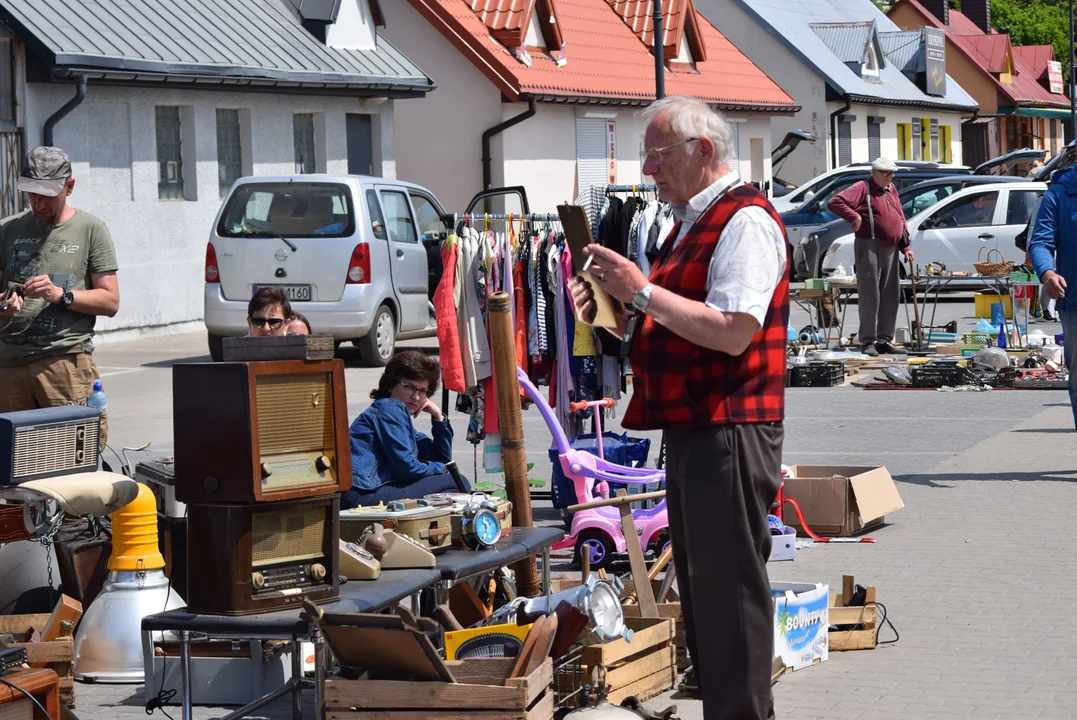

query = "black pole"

[1071,0,1076,140]
[654,1,665,99]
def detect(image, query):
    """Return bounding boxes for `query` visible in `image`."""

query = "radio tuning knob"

[251,572,265,589]
[261,462,273,478]
[310,563,327,581]
[315,455,332,472]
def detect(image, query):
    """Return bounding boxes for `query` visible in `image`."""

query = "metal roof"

[0,0,433,93]
[810,21,874,64]
[879,30,924,75]
[733,0,977,111]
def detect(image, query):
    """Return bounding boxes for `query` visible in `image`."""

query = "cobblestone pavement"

[68,300,1072,719]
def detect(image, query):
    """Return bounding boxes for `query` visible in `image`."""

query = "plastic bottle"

[87,379,107,416]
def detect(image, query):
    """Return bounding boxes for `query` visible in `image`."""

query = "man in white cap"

[0,146,119,444]
[828,157,912,356]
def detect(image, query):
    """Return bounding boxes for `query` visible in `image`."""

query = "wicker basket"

[974,248,1015,277]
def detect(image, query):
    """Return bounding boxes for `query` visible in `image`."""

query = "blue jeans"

[1062,309,1077,431]
[341,471,473,509]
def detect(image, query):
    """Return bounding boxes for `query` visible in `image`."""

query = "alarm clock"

[460,494,502,550]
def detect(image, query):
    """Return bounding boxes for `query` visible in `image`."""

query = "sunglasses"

[250,316,285,328]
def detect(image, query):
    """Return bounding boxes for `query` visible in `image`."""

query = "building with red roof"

[381,0,797,211]
[889,0,1071,168]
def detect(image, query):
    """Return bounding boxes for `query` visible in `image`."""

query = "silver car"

[205,176,526,365]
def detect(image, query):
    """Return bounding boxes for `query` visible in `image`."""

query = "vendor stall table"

[141,568,439,720]
[141,526,564,720]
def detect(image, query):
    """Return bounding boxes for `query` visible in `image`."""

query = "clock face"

[474,510,501,546]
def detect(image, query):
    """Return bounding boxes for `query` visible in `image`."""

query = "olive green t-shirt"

[0,209,118,367]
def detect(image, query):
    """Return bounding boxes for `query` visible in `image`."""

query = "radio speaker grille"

[14,422,99,479]
[255,373,334,456]
[252,505,326,565]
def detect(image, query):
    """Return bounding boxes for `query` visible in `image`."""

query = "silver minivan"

[205,175,525,365]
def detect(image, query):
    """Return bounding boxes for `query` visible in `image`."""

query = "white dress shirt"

[670,172,787,327]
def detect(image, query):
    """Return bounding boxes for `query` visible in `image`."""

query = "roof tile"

[412,0,794,107]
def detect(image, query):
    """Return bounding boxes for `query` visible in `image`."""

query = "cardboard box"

[783,465,903,537]
[768,526,796,562]
[772,582,828,671]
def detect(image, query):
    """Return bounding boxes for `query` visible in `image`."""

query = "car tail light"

[205,243,219,283]
[347,243,370,284]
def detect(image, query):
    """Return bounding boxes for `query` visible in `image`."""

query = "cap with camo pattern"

[18,146,71,197]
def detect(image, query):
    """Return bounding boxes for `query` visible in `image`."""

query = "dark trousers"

[341,471,472,509]
[665,422,783,720]
[854,236,901,344]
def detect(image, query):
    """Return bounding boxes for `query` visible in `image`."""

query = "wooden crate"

[577,617,676,706]
[0,614,75,708]
[828,576,878,652]
[324,657,554,720]
[551,575,687,672]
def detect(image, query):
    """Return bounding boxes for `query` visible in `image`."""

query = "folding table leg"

[180,630,192,720]
[313,626,327,720]
[291,635,302,720]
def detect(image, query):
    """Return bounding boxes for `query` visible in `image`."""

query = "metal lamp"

[73,483,185,683]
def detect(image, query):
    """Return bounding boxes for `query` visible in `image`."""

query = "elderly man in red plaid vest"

[570,96,789,720]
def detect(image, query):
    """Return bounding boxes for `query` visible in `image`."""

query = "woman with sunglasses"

[342,349,470,509]
[246,287,292,337]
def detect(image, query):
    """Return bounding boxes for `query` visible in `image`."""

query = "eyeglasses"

[643,138,700,164]
[250,316,285,329]
[399,381,429,398]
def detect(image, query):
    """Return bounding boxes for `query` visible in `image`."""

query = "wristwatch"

[58,290,74,308]
[632,283,655,313]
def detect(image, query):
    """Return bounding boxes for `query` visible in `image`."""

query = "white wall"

[381,0,504,212]
[834,103,965,165]
[23,83,395,335]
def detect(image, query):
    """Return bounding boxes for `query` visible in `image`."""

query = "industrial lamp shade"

[74,483,185,683]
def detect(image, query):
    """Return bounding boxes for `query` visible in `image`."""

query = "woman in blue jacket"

[342,350,471,509]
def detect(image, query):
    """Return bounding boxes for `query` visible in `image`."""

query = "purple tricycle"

[517,369,669,570]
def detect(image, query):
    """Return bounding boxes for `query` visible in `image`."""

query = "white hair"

[640,96,735,166]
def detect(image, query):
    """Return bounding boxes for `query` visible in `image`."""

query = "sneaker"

[1044,309,1058,322]
[875,341,906,355]
[678,667,699,698]
[860,343,879,357]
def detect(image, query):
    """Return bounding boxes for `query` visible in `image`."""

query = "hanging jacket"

[434,237,465,392]
[624,185,790,431]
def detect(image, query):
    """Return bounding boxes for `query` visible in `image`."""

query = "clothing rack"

[451,213,561,223]
[606,184,657,194]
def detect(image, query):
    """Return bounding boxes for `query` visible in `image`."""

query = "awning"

[1014,107,1075,120]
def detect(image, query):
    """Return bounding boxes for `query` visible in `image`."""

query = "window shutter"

[729,121,740,164]
[576,118,608,192]
[838,122,852,166]
[867,122,881,161]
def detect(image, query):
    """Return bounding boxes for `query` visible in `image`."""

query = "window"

[863,44,880,77]
[1006,190,1044,226]
[1051,119,1059,154]
[837,121,851,166]
[216,109,243,200]
[902,184,957,218]
[409,193,445,238]
[897,123,912,160]
[294,113,317,174]
[217,183,354,238]
[380,191,418,244]
[0,38,13,124]
[939,125,953,163]
[933,192,998,229]
[576,117,609,192]
[729,121,740,163]
[867,120,881,160]
[365,189,387,240]
[155,106,184,200]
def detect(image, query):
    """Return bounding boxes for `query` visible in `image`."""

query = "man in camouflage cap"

[0,146,120,445]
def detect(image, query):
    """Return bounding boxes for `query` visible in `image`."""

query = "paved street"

[69,297,1075,720]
